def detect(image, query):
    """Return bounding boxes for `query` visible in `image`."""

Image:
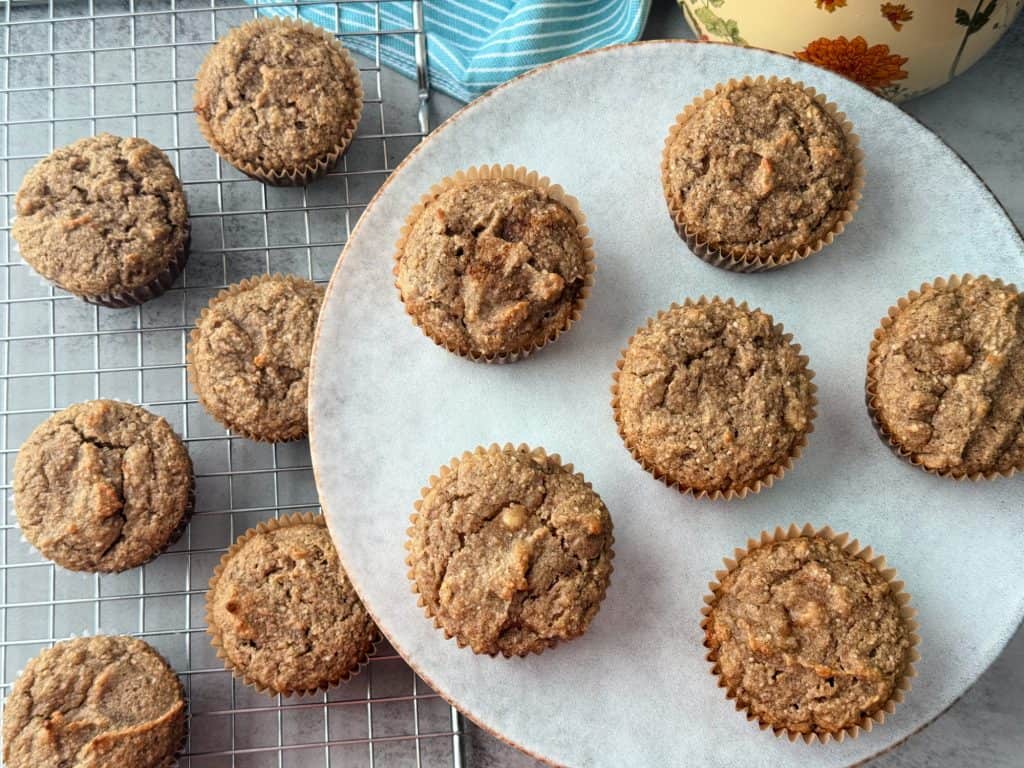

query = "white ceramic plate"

[309,41,1024,768]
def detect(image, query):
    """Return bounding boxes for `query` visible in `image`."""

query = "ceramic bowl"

[678,0,1023,100]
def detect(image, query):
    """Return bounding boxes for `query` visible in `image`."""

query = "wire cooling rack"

[0,1,466,766]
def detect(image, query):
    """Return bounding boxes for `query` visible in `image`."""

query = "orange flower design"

[794,35,909,90]
[815,0,847,11]
[880,2,914,30]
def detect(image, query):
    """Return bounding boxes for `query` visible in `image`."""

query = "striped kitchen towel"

[250,1,652,102]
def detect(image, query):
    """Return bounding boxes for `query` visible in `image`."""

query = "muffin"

[612,297,815,498]
[12,133,190,306]
[207,513,377,695]
[661,76,862,271]
[394,165,595,362]
[2,634,187,768]
[188,274,324,442]
[702,525,918,742]
[13,399,194,572]
[406,444,614,656]
[867,274,1024,478]
[194,17,363,185]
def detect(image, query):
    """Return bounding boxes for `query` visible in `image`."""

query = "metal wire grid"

[0,1,466,766]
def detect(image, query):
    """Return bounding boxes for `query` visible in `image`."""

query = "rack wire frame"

[0,2,465,766]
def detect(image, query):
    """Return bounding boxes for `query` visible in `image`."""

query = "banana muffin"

[867,274,1024,477]
[2,634,186,768]
[207,514,377,695]
[612,298,815,498]
[703,532,915,740]
[406,444,614,656]
[12,133,190,306]
[194,17,363,184]
[188,274,324,442]
[662,77,860,270]
[394,168,594,361]
[13,399,193,572]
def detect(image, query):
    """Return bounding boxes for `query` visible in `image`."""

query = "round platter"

[309,41,1024,768]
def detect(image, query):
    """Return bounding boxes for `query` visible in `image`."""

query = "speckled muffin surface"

[663,79,855,260]
[614,300,814,495]
[395,177,589,359]
[704,536,912,737]
[869,276,1024,476]
[2,634,186,768]
[407,446,613,657]
[194,17,362,180]
[13,399,193,573]
[188,274,324,442]
[207,517,376,695]
[12,133,189,301]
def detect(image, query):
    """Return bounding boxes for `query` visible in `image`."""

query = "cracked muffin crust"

[207,515,376,695]
[662,77,858,267]
[12,133,189,305]
[2,634,186,768]
[704,534,914,739]
[394,171,592,360]
[613,298,815,497]
[406,444,613,657]
[13,400,193,573]
[188,274,324,442]
[868,275,1024,477]
[194,17,363,184]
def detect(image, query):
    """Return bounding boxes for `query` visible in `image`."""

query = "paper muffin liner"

[194,17,364,186]
[82,230,191,309]
[392,164,597,363]
[660,76,865,273]
[405,443,615,657]
[206,512,381,697]
[610,296,817,499]
[865,273,1022,481]
[187,273,321,443]
[701,523,920,744]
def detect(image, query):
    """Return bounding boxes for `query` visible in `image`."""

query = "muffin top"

[13,399,193,573]
[194,18,361,171]
[2,635,186,768]
[871,276,1024,475]
[12,133,189,297]
[663,79,854,260]
[407,446,613,656]
[395,177,589,358]
[189,274,323,442]
[207,518,376,694]
[615,300,814,494]
[705,536,911,737]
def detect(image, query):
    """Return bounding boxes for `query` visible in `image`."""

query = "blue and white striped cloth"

[251,1,651,102]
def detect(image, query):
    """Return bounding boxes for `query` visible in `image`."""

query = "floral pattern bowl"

[678,0,1023,100]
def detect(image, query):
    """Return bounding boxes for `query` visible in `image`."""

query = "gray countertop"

[460,1,1024,766]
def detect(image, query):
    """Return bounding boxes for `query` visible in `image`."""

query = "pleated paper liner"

[18,209,189,309]
[660,75,865,273]
[866,273,1023,480]
[84,233,190,308]
[187,273,323,443]
[194,17,364,186]
[405,443,615,657]
[392,164,596,363]
[206,512,380,697]
[610,296,816,499]
[11,399,195,574]
[700,524,920,744]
